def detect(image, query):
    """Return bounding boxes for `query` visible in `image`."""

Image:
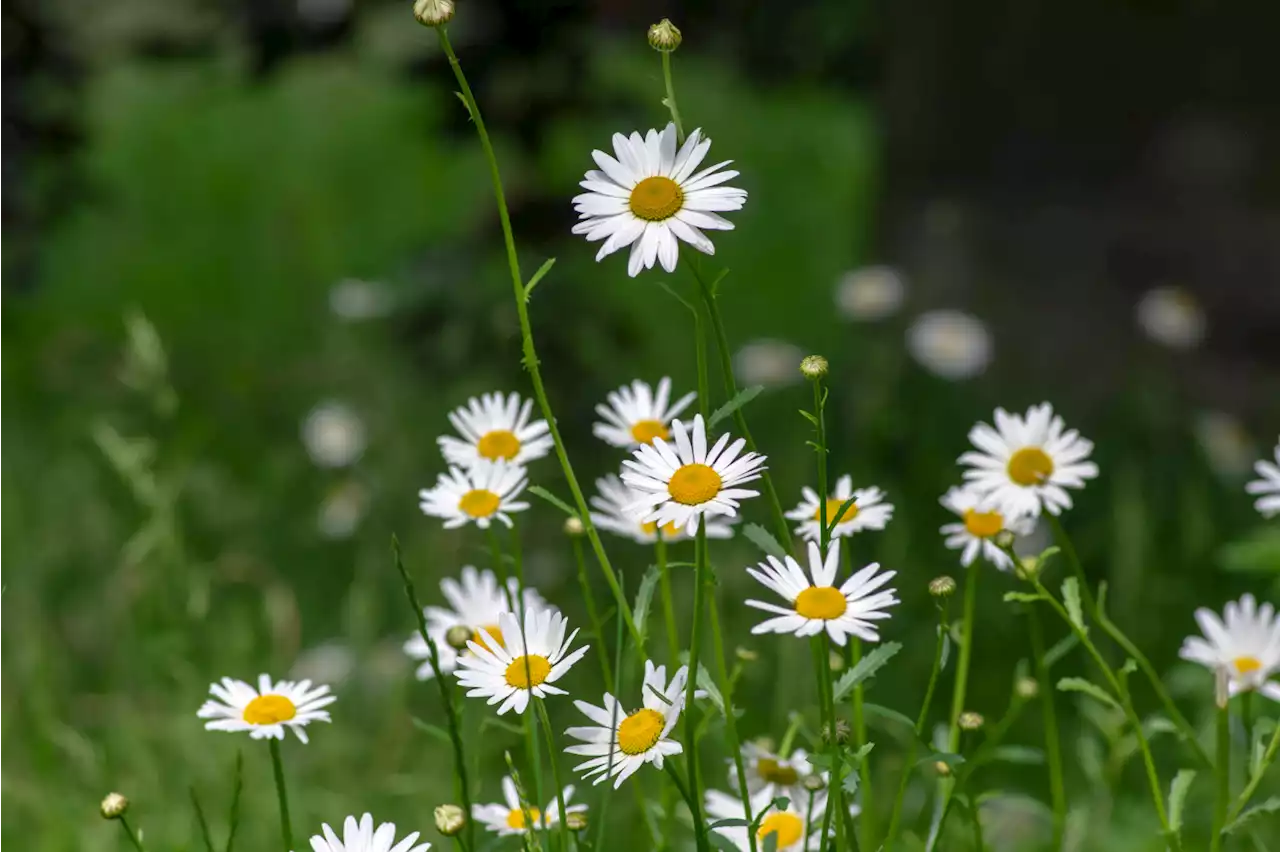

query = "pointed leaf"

[1223,797,1280,834]
[707,819,749,830]
[824,497,859,537]
[523,257,557,302]
[743,523,788,561]
[709,385,764,428]
[990,745,1044,765]
[708,833,741,852]
[864,702,920,742]
[1043,633,1080,668]
[833,642,902,701]
[1062,577,1085,630]
[1168,769,1196,833]
[696,665,726,717]
[527,485,579,519]
[633,566,661,642]
[1057,677,1120,710]
[1004,592,1044,603]
[917,752,966,768]
[411,716,451,743]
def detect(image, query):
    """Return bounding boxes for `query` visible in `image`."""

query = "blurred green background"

[4,1,1280,849]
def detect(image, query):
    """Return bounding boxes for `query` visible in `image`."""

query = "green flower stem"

[684,523,711,852]
[657,533,681,665]
[536,699,572,852]
[661,51,685,141]
[1211,701,1229,852]
[1226,722,1280,824]
[571,536,614,690]
[804,791,817,852]
[116,817,146,852]
[811,636,836,852]
[1027,605,1066,850]
[968,797,986,852]
[267,740,293,852]
[708,590,759,852]
[948,561,980,754]
[841,545,876,849]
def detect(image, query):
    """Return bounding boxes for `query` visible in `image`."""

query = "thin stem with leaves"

[267,740,293,852]
[1027,605,1066,849]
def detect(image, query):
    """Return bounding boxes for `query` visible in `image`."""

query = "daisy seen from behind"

[455,608,588,715]
[472,776,587,836]
[198,674,335,743]
[746,541,899,646]
[572,123,747,277]
[958,402,1099,518]
[785,475,894,542]
[621,414,767,535]
[564,660,689,788]
[1179,593,1280,702]
[438,392,552,470]
[938,484,1035,571]
[419,459,529,530]
[706,788,828,852]
[1246,438,1280,518]
[593,377,697,448]
[731,741,819,806]
[301,813,430,852]
[590,474,736,544]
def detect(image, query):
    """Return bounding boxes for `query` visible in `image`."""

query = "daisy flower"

[785,475,894,541]
[938,485,1036,571]
[593,377,697,448]
[620,414,767,535]
[590,474,735,544]
[572,123,747,277]
[1246,438,1280,518]
[472,776,587,836]
[730,742,819,806]
[419,459,529,529]
[302,813,430,852]
[706,788,828,852]
[746,541,899,646]
[958,402,1099,518]
[564,660,688,788]
[454,608,588,715]
[438,392,552,469]
[402,565,549,680]
[197,675,335,744]
[1179,594,1280,701]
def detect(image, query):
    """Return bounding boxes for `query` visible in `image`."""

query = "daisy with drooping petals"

[572,123,747,277]
[1246,438,1280,518]
[620,414,767,535]
[746,541,899,646]
[593,377,697,448]
[438,392,552,470]
[730,742,820,806]
[472,776,587,836]
[454,609,588,715]
[301,813,431,852]
[402,565,549,681]
[958,402,1099,518]
[198,675,335,743]
[419,460,529,529]
[785,475,894,542]
[939,485,1036,571]
[590,474,736,544]
[706,788,829,852]
[564,660,689,788]
[1179,594,1280,702]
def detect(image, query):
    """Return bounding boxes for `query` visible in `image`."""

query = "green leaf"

[849,742,875,764]
[1004,591,1044,603]
[633,566,660,641]
[523,257,556,302]
[453,91,476,121]
[864,702,920,742]
[1043,633,1080,668]
[1119,658,1138,677]
[797,410,819,426]
[743,523,788,561]
[917,751,966,768]
[990,745,1044,765]
[761,830,780,852]
[770,797,791,813]
[833,642,902,701]
[1142,716,1178,739]
[481,716,527,737]
[938,628,952,672]
[708,831,741,852]
[1220,527,1280,575]
[1062,577,1085,630]
[1167,769,1196,833]
[655,280,697,314]
[1057,677,1121,710]
[707,819,749,830]
[824,497,859,537]
[695,665,726,717]
[1223,797,1280,834]
[841,771,859,797]
[411,716,451,743]
[709,385,765,428]
[527,486,579,519]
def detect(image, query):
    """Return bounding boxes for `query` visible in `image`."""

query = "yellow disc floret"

[794,587,848,620]
[629,176,684,222]
[243,694,297,725]
[668,463,722,505]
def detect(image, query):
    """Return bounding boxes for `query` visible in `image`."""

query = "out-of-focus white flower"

[329,278,393,321]
[906,310,992,380]
[291,641,357,688]
[1135,286,1206,350]
[303,401,367,468]
[1247,439,1280,518]
[834,266,906,321]
[734,339,805,388]
[1194,411,1258,480]
[317,481,368,539]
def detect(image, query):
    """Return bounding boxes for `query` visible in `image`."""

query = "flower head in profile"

[621,414,766,535]
[939,485,1035,570]
[1246,438,1280,518]
[730,742,819,806]
[301,813,430,852]
[746,541,899,646]
[706,788,828,852]
[419,460,529,529]
[455,609,588,715]
[564,661,689,788]
[958,403,1098,518]
[572,123,746,277]
[590,474,736,544]
[472,777,587,836]
[198,675,335,743]
[402,565,549,681]
[1179,594,1280,702]
[438,392,552,470]
[785,475,894,542]
[593,378,697,448]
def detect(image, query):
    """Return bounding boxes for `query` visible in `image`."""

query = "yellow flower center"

[963,508,1004,538]
[242,694,297,725]
[757,812,805,850]
[471,624,505,653]
[505,807,542,831]
[629,176,684,222]
[794,586,848,620]
[757,758,800,786]
[641,520,682,537]
[458,489,501,518]
[629,419,670,444]
[812,498,858,525]
[1007,447,1055,486]
[668,463,722,505]
[477,429,521,461]
[505,654,552,689]
[1234,656,1263,675]
[617,708,666,755]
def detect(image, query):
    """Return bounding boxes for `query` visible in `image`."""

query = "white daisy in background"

[746,541,899,646]
[419,460,529,529]
[455,608,588,715]
[834,265,906,322]
[593,377,697,448]
[329,277,394,322]
[302,813,431,852]
[1246,438,1280,518]
[302,401,367,468]
[785,475,894,541]
[1179,594,1280,701]
[438,392,552,469]
[621,414,767,535]
[564,661,689,788]
[590,474,736,544]
[402,565,549,681]
[734,339,805,388]
[572,123,747,277]
[706,788,828,852]
[939,485,1036,571]
[197,675,335,743]
[1135,286,1206,350]
[730,742,819,806]
[905,310,992,380]
[472,776,587,836]
[958,402,1099,518]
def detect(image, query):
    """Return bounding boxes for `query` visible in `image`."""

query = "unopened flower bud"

[752,736,776,753]
[435,804,466,837]
[958,711,985,731]
[829,649,845,672]
[994,529,1016,549]
[446,625,473,652]
[929,575,956,598]
[563,515,585,536]
[735,646,759,663]
[1015,556,1040,582]
[413,0,454,27]
[1015,677,1040,700]
[934,761,952,777]
[565,811,589,832]
[800,355,829,380]
[803,774,826,792]
[100,793,129,820]
[821,718,851,745]
[647,19,682,52]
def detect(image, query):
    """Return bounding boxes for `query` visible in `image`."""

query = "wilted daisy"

[906,310,992,380]
[959,403,1099,518]
[197,675,335,743]
[1179,594,1280,701]
[403,565,549,680]
[1246,439,1280,518]
[785,475,894,541]
[939,485,1035,570]
[454,608,588,715]
[419,459,529,529]
[730,742,818,805]
[590,474,735,544]
[472,776,587,836]
[302,813,431,852]
[438,392,552,469]
[746,541,899,646]
[593,377,697,448]
[564,661,688,788]
[621,414,766,535]
[572,123,746,277]
[706,788,827,852]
